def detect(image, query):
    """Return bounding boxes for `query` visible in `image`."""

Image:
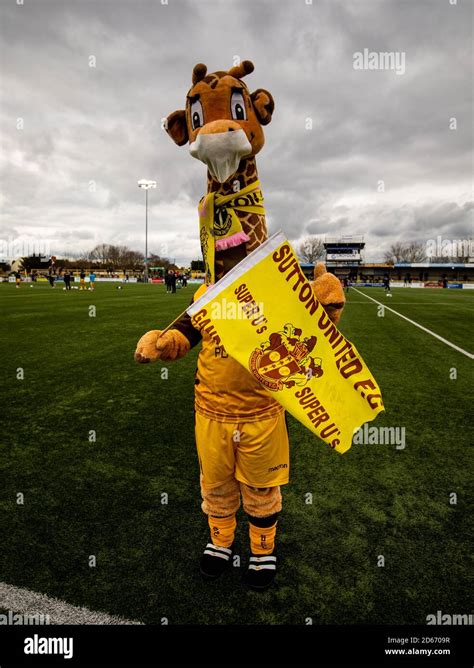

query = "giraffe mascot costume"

[135,60,345,590]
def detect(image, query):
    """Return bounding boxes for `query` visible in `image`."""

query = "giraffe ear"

[165,110,188,146]
[250,88,275,126]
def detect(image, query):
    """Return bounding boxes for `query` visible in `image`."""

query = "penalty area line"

[0,582,142,625]
[351,287,474,360]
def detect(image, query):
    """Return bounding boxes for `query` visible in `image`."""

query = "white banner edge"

[187,230,287,316]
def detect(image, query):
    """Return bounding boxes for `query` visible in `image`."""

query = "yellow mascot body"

[135,61,345,589]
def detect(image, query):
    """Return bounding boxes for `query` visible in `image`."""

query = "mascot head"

[165,60,275,183]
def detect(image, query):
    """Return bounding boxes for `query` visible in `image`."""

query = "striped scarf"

[198,180,265,284]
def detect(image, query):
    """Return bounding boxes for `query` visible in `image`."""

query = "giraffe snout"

[189,123,252,183]
[198,119,242,135]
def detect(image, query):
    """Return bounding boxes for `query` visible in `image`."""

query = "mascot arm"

[311,262,346,325]
[134,312,202,364]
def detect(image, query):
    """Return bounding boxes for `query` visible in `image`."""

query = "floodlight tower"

[137,179,157,283]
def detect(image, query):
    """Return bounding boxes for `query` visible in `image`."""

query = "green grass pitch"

[0,282,472,624]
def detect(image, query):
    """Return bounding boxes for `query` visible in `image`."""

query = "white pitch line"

[346,301,472,305]
[0,582,142,625]
[351,287,474,360]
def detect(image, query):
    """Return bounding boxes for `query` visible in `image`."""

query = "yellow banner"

[187,232,384,453]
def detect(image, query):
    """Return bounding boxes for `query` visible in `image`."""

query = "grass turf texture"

[0,283,472,624]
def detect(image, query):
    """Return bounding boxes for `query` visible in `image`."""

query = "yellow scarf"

[198,180,265,284]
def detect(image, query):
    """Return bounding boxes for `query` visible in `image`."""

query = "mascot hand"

[134,329,190,364]
[311,263,346,325]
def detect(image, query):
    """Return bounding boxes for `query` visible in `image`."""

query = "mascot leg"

[240,483,282,590]
[199,475,240,580]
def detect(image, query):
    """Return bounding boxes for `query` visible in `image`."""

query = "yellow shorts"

[195,410,290,489]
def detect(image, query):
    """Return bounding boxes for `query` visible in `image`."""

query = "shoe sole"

[199,567,224,581]
[199,548,234,581]
[245,579,275,592]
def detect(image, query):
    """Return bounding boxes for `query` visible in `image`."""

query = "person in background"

[89,271,96,291]
[48,272,55,288]
[170,270,177,294]
[15,271,21,288]
[63,270,71,290]
[343,276,349,293]
[383,272,391,295]
[79,269,86,290]
[165,270,172,294]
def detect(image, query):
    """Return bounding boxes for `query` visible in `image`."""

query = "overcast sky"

[0,0,472,264]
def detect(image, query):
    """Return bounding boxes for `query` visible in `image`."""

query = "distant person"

[89,271,96,291]
[442,274,448,289]
[165,270,172,294]
[15,271,21,288]
[63,271,71,290]
[48,273,55,288]
[383,273,392,296]
[170,271,177,294]
[79,269,86,291]
[182,274,188,288]
[404,273,410,286]
[343,276,349,293]
[125,274,129,283]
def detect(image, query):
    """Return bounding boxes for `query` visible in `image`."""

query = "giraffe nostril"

[228,127,234,132]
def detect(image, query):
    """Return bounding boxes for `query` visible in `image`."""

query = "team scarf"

[198,180,265,284]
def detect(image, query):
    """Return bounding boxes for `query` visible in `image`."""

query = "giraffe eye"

[190,99,204,130]
[231,90,247,121]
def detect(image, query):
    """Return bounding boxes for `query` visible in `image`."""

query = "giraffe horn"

[227,60,254,79]
[192,63,207,84]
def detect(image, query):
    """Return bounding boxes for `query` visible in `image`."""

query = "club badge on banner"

[187,232,384,453]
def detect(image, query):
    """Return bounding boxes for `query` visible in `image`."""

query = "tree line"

[16,237,466,275]
[19,244,182,273]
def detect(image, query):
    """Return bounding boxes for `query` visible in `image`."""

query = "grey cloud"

[0,0,472,264]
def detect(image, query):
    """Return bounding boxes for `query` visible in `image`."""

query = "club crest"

[249,323,323,391]
[214,206,233,237]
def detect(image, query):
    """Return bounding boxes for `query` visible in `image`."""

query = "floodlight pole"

[145,188,148,284]
[137,179,156,284]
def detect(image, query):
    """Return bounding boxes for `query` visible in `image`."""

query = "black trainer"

[244,553,277,591]
[200,542,233,580]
